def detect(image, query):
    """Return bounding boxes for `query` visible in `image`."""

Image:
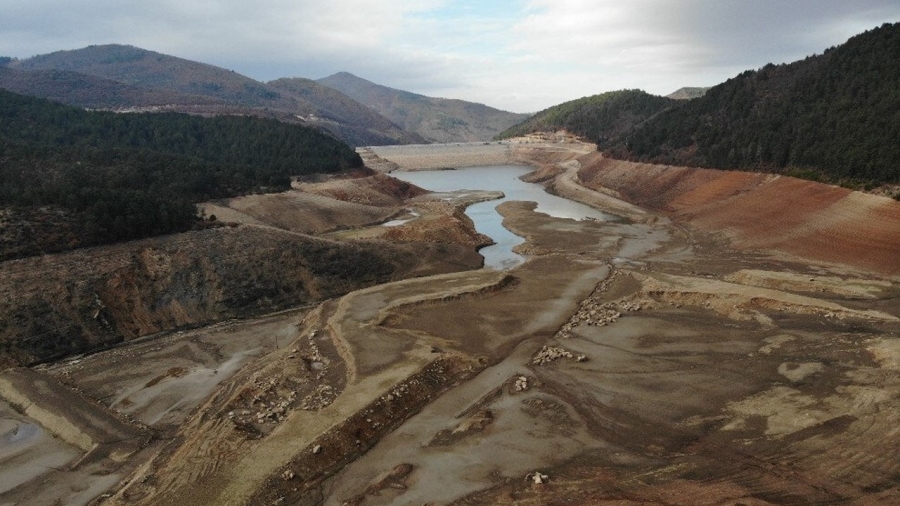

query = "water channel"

[391,165,616,270]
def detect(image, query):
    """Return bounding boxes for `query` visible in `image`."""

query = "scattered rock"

[526,471,549,484]
[299,384,337,410]
[532,346,586,365]
[554,270,656,339]
[514,375,529,391]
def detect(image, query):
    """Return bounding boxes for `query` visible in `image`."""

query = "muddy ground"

[1,139,899,505]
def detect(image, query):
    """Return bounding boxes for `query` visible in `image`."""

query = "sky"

[2,1,899,113]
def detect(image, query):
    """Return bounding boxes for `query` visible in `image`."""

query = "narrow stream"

[391,165,615,269]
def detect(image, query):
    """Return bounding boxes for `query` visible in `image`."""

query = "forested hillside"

[603,22,900,185]
[500,23,899,186]
[496,90,676,142]
[0,66,226,109]
[0,89,362,259]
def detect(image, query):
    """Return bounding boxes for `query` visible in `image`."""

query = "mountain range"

[0,44,525,146]
[4,22,897,186]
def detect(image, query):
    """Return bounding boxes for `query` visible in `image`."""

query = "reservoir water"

[391,165,615,270]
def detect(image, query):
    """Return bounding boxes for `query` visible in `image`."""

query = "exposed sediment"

[4,139,900,506]
[0,368,149,455]
[576,152,900,276]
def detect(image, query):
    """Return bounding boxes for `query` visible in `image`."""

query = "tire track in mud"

[110,269,513,506]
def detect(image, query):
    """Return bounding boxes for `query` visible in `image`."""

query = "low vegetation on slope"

[0,89,362,259]
[496,89,676,142]
[9,44,301,110]
[318,72,531,143]
[0,66,227,109]
[666,87,710,100]
[267,77,428,145]
[603,22,900,185]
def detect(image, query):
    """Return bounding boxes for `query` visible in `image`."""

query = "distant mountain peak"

[666,87,710,100]
[318,72,528,143]
[7,46,528,146]
[5,46,426,147]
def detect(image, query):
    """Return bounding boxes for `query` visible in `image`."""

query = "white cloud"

[1,0,899,112]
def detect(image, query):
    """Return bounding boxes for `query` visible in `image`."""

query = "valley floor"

[1,138,899,505]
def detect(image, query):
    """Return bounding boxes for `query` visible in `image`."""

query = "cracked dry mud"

[2,140,899,506]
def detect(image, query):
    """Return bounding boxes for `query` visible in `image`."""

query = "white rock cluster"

[532,346,587,365]
[514,375,529,391]
[299,384,337,410]
[555,276,652,339]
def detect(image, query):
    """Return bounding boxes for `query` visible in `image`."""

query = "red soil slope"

[578,154,900,276]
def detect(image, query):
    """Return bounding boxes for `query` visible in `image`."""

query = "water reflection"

[392,165,613,270]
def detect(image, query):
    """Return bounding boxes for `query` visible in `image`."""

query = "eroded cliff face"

[0,225,453,367]
[575,153,900,276]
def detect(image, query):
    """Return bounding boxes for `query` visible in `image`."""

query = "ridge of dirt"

[0,368,150,454]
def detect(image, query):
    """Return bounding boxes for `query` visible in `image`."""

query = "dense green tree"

[603,23,900,184]
[497,90,676,143]
[0,89,363,259]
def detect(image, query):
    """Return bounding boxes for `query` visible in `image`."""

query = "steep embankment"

[576,153,900,276]
[0,225,467,368]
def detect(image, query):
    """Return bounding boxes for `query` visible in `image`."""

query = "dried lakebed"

[1,141,899,506]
